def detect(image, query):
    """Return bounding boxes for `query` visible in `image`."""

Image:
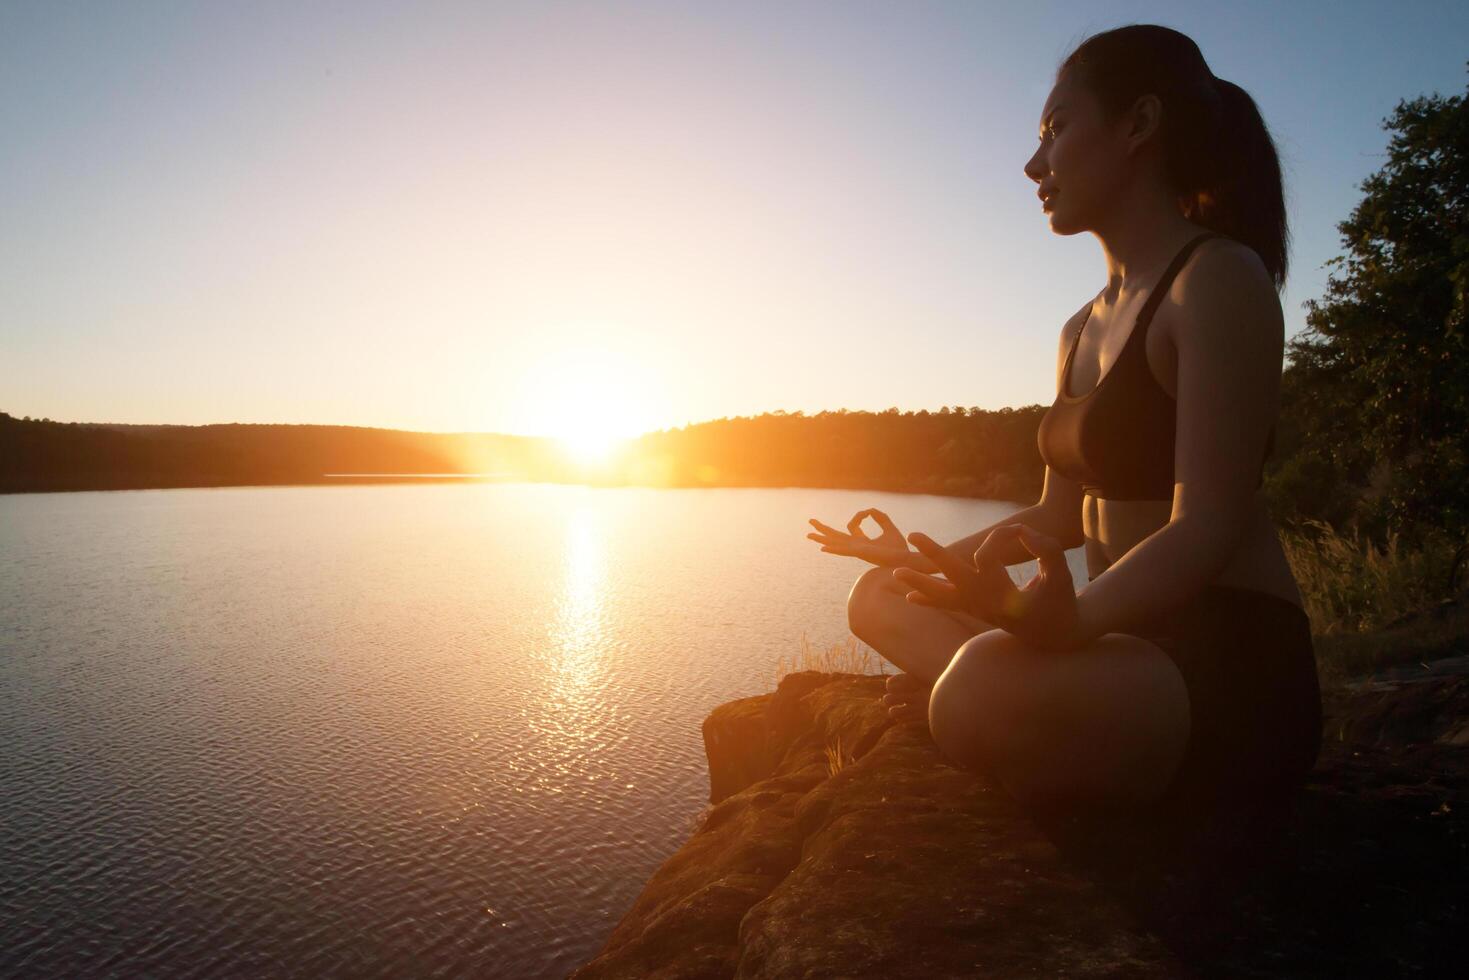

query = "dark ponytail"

[1058,25,1290,290]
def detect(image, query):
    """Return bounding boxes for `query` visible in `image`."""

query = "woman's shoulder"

[1053,294,1101,387]
[1162,234,1282,346]
[1058,291,1101,347]
[1172,235,1277,308]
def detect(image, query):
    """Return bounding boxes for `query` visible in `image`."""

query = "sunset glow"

[559,430,626,465]
[510,342,661,462]
[5,5,1463,433]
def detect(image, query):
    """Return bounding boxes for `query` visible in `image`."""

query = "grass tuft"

[824,735,851,777]
[774,632,889,687]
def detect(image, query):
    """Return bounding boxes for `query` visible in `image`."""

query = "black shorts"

[1136,586,1323,811]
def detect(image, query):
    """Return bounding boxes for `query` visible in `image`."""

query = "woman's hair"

[1058,25,1289,290]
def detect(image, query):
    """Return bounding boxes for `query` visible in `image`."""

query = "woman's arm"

[941,466,1085,565]
[944,302,1092,567]
[1072,242,1283,642]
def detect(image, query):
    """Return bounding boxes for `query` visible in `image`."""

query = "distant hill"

[626,407,1047,501]
[0,407,1047,501]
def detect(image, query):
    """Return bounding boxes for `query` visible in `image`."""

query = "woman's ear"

[1122,93,1163,156]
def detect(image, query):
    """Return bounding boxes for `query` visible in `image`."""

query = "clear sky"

[3,1,1466,439]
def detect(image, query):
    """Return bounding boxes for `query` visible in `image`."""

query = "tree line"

[0,407,1047,502]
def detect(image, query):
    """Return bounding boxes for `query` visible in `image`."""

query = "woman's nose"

[1023,145,1046,183]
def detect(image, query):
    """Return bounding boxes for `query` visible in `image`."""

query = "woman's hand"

[807,509,937,572]
[894,525,1085,651]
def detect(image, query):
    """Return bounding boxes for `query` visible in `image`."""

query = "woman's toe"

[886,673,923,696]
[883,688,920,708]
[887,701,929,726]
[883,675,933,726]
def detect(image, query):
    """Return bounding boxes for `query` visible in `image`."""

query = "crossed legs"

[847,566,1192,810]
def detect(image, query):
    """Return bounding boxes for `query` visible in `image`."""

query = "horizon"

[4,400,1041,437]
[5,1,1468,440]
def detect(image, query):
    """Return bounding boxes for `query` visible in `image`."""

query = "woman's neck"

[1090,186,1207,304]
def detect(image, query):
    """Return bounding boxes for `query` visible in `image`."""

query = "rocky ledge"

[572,661,1469,978]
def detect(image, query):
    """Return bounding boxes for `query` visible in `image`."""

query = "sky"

[3,0,1467,439]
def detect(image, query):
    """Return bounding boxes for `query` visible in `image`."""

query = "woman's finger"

[893,567,948,594]
[809,519,847,539]
[906,532,977,585]
[969,525,1033,594]
[815,539,880,560]
[972,523,1025,568]
[867,509,904,540]
[905,588,963,609]
[846,511,873,539]
[1019,527,1074,589]
[894,568,962,607]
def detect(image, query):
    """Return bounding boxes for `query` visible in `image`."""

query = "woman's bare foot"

[883,673,933,727]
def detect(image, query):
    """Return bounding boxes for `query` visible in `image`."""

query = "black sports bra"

[1036,231,1274,501]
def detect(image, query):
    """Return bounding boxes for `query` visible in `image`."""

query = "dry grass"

[1280,520,1469,688]
[1281,520,1462,635]
[824,735,851,777]
[774,632,890,687]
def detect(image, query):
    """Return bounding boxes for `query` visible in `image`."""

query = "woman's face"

[1023,74,1131,235]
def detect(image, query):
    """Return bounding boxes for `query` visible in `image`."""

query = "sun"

[509,340,659,464]
[558,428,625,464]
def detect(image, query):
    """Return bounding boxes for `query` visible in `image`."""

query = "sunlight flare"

[508,337,661,462]
[559,429,626,465]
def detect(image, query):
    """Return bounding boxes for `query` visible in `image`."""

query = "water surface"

[0,483,1078,978]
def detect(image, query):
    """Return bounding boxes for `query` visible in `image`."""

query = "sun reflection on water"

[546,504,611,731]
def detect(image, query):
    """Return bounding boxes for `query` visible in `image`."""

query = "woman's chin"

[1044,209,1085,236]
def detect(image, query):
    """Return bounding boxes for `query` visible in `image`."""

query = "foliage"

[637,406,1047,502]
[0,412,557,492]
[1280,520,1464,635]
[1270,68,1469,545]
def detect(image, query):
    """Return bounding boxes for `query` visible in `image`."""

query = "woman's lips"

[1041,190,1059,210]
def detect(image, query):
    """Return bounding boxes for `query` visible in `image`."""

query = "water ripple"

[0,484,1034,978]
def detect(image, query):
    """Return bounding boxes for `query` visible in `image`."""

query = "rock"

[573,670,1469,978]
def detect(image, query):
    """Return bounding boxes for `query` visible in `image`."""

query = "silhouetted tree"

[1271,67,1469,543]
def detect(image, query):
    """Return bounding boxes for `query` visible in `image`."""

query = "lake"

[0,483,1082,978]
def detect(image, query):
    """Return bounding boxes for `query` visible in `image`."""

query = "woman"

[807,25,1321,817]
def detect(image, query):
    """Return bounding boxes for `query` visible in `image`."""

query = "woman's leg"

[847,566,995,683]
[928,629,1191,811]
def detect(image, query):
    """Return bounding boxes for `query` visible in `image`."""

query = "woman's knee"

[846,566,899,644]
[931,633,1192,808]
[928,631,1027,769]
